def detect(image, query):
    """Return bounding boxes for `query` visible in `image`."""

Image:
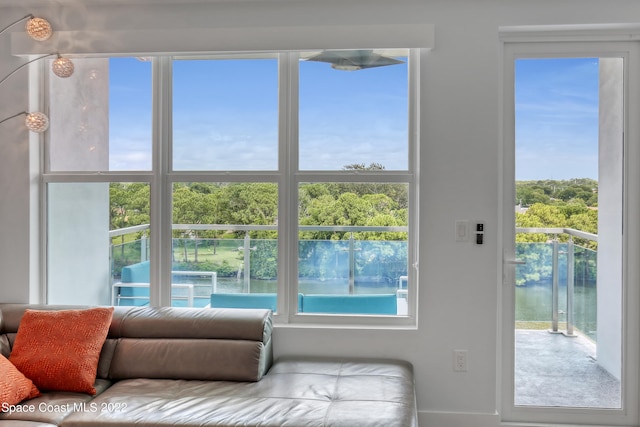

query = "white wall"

[597,58,624,380]
[0,11,31,303]
[1,1,640,426]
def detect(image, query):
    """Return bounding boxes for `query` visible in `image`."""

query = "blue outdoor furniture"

[117,261,151,306]
[210,293,304,312]
[210,293,278,311]
[209,292,397,315]
[301,293,397,315]
[115,261,214,308]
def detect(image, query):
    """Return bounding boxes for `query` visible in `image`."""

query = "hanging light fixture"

[0,52,73,131]
[0,53,75,87]
[0,14,71,84]
[0,15,64,133]
[25,16,53,41]
[52,55,74,78]
[0,14,53,41]
[0,111,49,133]
[306,50,405,71]
[24,111,49,132]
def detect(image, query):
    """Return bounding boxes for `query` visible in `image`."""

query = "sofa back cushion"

[106,306,273,382]
[109,338,267,381]
[0,304,273,384]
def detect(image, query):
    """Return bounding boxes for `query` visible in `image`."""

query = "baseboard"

[418,411,629,427]
[418,410,499,427]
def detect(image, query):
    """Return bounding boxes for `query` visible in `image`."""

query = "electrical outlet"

[453,350,468,372]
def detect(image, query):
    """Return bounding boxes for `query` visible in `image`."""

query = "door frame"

[499,34,640,426]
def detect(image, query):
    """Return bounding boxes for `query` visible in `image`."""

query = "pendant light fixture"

[0,15,73,133]
[0,111,49,133]
[0,14,53,41]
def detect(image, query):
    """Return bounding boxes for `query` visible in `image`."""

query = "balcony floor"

[515,329,621,408]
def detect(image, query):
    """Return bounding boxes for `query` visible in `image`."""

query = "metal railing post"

[565,239,576,337]
[141,234,148,262]
[348,233,355,294]
[109,242,114,285]
[550,239,560,333]
[244,232,251,293]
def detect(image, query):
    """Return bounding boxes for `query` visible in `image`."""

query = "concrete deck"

[515,329,621,408]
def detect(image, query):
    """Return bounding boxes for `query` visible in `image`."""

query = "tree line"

[109,163,409,281]
[516,179,598,244]
[515,179,598,287]
[516,178,598,208]
[110,177,597,241]
[109,176,598,284]
[109,163,408,241]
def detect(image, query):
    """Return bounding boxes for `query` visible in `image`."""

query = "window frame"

[41,50,421,327]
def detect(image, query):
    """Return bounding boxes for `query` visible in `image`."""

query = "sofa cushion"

[105,306,273,382]
[0,354,40,407]
[108,338,267,382]
[9,308,114,395]
[0,334,11,358]
[0,422,58,427]
[62,357,417,427]
[111,306,271,342]
[0,379,112,425]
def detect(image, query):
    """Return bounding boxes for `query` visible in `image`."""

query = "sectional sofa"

[0,304,417,427]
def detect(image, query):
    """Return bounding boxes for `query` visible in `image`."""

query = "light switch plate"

[455,220,469,242]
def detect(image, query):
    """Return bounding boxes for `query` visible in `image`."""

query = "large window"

[172,58,279,171]
[43,49,419,324]
[298,50,409,170]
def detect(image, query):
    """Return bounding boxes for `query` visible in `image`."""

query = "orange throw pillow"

[0,354,40,407]
[9,307,114,395]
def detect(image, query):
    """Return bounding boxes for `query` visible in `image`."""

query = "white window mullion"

[276,52,301,320]
[287,52,301,319]
[406,48,421,321]
[150,56,173,307]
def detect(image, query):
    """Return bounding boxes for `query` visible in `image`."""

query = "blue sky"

[515,57,599,181]
[108,57,152,171]
[108,54,408,172]
[108,55,599,180]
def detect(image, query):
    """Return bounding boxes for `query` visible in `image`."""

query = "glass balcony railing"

[109,224,409,314]
[515,227,598,342]
[110,225,596,322]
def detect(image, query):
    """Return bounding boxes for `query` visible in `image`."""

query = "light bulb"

[52,57,74,78]
[25,17,53,42]
[25,112,49,133]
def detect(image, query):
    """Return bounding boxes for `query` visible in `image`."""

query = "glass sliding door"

[501,39,639,426]
[513,56,622,409]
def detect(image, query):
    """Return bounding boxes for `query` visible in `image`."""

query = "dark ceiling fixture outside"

[305,49,405,71]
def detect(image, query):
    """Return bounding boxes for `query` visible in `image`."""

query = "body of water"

[515,283,597,341]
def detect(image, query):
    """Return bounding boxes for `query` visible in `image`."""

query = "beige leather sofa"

[0,304,417,427]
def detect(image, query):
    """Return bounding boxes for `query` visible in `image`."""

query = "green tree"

[523,203,567,228]
[172,185,219,262]
[217,183,278,238]
[516,186,550,206]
